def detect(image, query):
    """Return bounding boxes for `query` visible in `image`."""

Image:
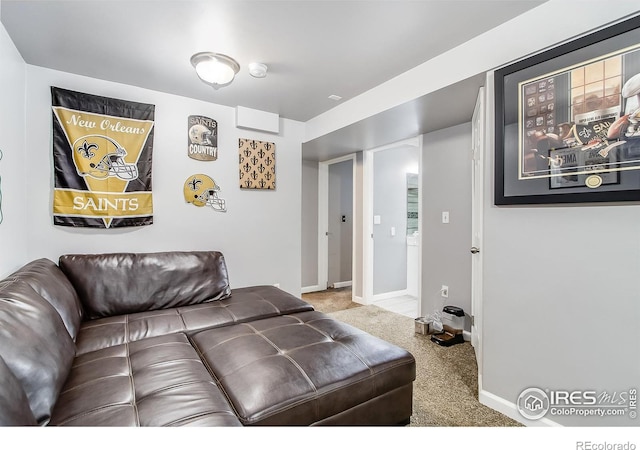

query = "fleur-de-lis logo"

[258,164,265,173]
[264,156,273,166]
[257,148,266,158]
[258,179,267,188]
[243,162,251,173]
[243,148,252,157]
[264,143,272,151]
[77,140,98,159]
[188,177,202,191]
[250,140,258,150]
[579,128,592,140]
[244,180,253,188]
[239,154,245,164]
[250,170,259,180]
[265,172,272,181]
[250,155,259,165]
[239,169,245,180]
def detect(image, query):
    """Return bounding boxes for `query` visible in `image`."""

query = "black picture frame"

[495,15,640,205]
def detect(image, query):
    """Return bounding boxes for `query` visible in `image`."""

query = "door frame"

[313,153,357,297]
[363,136,422,313]
[471,87,485,392]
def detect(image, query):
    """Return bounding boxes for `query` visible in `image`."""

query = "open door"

[471,87,484,390]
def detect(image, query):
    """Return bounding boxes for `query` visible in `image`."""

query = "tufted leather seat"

[50,333,241,426]
[191,311,416,425]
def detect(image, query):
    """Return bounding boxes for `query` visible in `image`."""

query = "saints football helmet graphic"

[72,134,139,181]
[183,174,227,212]
[188,123,213,145]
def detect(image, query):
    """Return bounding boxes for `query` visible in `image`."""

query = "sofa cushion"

[0,354,37,426]
[74,285,314,355]
[0,278,75,424]
[50,333,242,426]
[190,310,416,425]
[9,258,83,340]
[59,251,232,320]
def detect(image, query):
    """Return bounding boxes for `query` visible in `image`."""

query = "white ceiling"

[1,0,544,123]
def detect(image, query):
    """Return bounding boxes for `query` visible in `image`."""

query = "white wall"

[23,66,305,295]
[421,123,472,327]
[0,18,27,277]
[483,74,640,427]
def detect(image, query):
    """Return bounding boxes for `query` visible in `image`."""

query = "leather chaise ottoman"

[190,311,416,425]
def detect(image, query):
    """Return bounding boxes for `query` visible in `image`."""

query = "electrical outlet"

[441,285,449,298]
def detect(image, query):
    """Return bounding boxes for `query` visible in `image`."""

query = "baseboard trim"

[354,295,365,305]
[330,280,352,289]
[301,285,323,294]
[479,389,562,427]
[372,289,408,302]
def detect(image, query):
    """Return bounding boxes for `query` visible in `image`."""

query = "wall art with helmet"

[51,87,155,228]
[183,114,227,213]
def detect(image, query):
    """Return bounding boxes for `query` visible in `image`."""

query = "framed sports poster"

[495,15,640,205]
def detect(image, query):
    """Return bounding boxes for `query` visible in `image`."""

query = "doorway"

[363,137,422,318]
[316,154,357,298]
[327,159,353,289]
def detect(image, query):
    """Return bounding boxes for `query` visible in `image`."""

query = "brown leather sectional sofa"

[0,251,416,426]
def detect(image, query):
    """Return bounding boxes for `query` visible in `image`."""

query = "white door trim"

[318,153,357,298]
[471,86,485,392]
[363,136,422,311]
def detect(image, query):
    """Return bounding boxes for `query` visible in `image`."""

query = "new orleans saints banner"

[51,87,155,228]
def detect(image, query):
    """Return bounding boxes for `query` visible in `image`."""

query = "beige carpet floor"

[301,287,362,313]
[303,290,520,427]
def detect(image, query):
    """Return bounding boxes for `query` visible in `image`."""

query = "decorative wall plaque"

[238,138,275,190]
[188,115,218,161]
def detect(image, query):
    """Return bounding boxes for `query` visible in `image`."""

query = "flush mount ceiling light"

[191,52,240,88]
[248,62,268,78]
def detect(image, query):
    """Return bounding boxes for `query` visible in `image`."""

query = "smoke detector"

[248,62,268,78]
